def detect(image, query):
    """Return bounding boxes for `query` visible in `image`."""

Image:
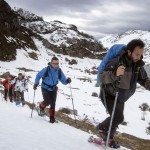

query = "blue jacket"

[97,44,126,84]
[35,65,68,91]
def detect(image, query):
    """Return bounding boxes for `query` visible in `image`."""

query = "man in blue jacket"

[33,56,71,123]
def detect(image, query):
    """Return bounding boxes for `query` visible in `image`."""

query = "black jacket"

[100,50,150,102]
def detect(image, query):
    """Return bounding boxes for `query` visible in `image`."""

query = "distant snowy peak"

[99,30,150,47]
[99,30,150,64]
[13,8,89,37]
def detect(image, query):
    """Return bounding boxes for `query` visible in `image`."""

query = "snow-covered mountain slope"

[99,30,150,65]
[12,7,105,59]
[0,0,105,62]
[1,100,130,150]
[0,38,150,144]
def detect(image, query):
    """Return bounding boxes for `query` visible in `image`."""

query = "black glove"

[66,78,71,84]
[33,84,38,90]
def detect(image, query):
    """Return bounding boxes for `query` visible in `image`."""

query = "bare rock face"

[0,0,19,29]
[0,0,37,61]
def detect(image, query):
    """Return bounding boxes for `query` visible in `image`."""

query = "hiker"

[96,39,150,148]
[33,56,71,123]
[0,72,15,102]
[12,73,28,106]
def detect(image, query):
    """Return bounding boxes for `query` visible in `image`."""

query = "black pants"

[41,87,57,109]
[4,88,13,101]
[99,89,125,138]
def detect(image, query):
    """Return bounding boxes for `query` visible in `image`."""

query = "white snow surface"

[0,37,150,150]
[0,100,130,150]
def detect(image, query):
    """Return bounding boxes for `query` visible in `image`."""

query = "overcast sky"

[7,0,150,39]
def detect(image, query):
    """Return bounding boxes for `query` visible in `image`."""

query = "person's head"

[127,39,145,63]
[18,73,23,79]
[5,71,10,79]
[51,56,59,70]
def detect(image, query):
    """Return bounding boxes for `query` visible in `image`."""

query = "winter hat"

[18,73,23,76]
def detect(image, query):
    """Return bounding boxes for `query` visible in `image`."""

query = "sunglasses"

[52,63,59,65]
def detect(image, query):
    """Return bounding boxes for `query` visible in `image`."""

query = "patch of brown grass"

[25,101,150,150]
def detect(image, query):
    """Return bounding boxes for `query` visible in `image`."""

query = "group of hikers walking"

[1,39,150,148]
[0,72,28,106]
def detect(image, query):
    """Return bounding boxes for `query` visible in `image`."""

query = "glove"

[66,78,71,84]
[33,84,38,90]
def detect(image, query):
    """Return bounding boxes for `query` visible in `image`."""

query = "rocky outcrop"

[0,0,37,61]
[0,0,19,29]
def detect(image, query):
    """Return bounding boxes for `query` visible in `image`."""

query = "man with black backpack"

[33,56,71,123]
[96,39,150,148]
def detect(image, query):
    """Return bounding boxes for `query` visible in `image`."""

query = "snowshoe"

[88,136,104,145]
[35,106,46,117]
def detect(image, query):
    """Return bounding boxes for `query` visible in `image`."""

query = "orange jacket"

[1,78,14,90]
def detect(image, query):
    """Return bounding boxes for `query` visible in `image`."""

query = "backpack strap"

[42,66,62,89]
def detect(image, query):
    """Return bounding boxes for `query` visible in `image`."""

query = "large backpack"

[97,44,126,84]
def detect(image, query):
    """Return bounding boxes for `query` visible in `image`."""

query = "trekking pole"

[105,77,121,150]
[31,90,36,118]
[69,83,77,126]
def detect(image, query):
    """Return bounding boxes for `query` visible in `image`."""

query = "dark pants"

[41,87,58,120]
[41,87,57,109]
[15,91,25,104]
[99,89,125,138]
[4,88,13,102]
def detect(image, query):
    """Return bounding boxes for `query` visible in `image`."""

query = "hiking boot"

[49,118,55,123]
[49,108,56,123]
[96,124,108,140]
[109,139,120,148]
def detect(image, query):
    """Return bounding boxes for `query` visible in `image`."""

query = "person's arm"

[100,59,121,85]
[1,79,6,85]
[59,70,71,85]
[11,77,17,84]
[34,67,47,85]
[138,67,150,90]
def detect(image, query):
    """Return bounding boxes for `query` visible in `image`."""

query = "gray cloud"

[7,0,150,39]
